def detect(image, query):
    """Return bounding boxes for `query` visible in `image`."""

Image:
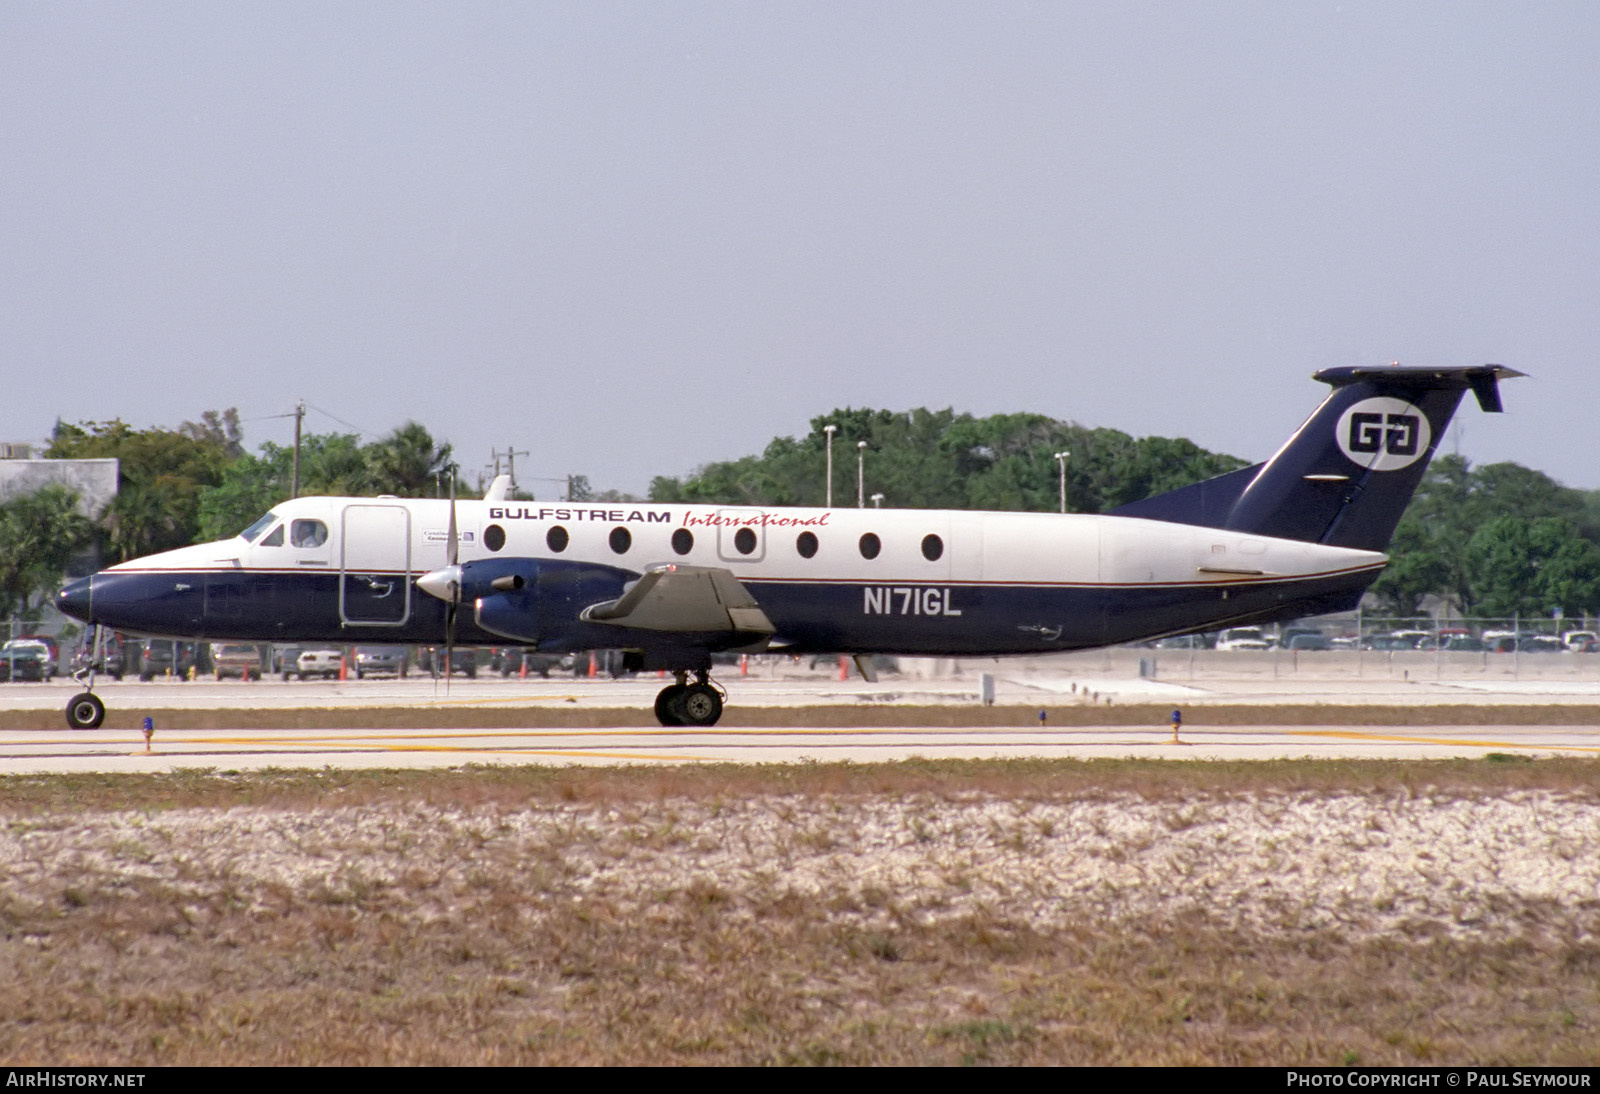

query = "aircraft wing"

[580,565,775,639]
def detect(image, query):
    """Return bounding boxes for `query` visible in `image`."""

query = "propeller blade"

[447,473,459,567]
[445,466,458,692]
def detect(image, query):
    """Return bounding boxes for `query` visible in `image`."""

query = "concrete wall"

[0,458,118,518]
[967,646,1600,683]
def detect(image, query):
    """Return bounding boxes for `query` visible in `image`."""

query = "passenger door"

[339,504,411,626]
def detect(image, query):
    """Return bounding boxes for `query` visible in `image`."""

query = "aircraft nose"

[57,576,93,622]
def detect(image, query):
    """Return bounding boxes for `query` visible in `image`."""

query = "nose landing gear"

[65,624,108,729]
[653,670,724,727]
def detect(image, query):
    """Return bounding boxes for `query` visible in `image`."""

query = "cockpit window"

[290,519,329,548]
[240,512,280,543]
[260,524,285,547]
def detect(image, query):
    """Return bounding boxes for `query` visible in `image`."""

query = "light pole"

[823,424,836,507]
[1054,451,1070,513]
[871,493,884,508]
[857,441,867,508]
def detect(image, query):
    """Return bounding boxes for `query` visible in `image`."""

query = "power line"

[302,403,377,438]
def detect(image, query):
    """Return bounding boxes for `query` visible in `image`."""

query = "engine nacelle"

[463,559,636,646]
[454,558,541,602]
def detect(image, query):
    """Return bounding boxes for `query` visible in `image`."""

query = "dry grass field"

[1,759,1597,1065]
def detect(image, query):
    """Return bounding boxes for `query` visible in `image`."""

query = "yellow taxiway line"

[1286,728,1600,752]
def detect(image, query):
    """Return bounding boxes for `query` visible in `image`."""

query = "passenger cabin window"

[734,527,757,555]
[796,531,818,559]
[609,527,631,554]
[484,524,506,552]
[859,533,881,560]
[547,526,569,552]
[671,529,693,555]
[921,534,943,561]
[290,519,328,548]
[260,524,285,547]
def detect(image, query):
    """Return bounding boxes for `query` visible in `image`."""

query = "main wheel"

[676,683,723,727]
[654,684,687,726]
[65,692,105,730]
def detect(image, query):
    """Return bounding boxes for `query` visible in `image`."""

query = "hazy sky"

[4,2,1596,500]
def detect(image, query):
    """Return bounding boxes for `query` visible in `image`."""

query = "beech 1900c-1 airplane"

[56,365,1519,729]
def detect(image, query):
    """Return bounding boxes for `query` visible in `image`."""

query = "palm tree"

[365,422,453,498]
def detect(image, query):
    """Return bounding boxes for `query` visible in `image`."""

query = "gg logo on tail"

[1336,397,1430,471]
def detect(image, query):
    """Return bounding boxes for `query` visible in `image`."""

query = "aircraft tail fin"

[1109,365,1522,551]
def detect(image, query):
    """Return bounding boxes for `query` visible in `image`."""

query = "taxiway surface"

[0,721,1596,773]
[1,659,1598,770]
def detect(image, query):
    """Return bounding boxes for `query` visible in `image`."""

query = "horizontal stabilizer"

[581,565,776,638]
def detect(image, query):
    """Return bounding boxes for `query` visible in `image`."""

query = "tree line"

[651,407,1600,621]
[0,413,454,621]
[2,404,1597,624]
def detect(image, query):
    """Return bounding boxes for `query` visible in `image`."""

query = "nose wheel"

[66,692,106,730]
[654,671,724,727]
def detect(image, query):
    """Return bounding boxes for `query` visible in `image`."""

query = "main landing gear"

[653,670,724,727]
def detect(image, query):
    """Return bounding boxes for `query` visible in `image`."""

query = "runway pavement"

[0,720,1595,774]
[0,657,1596,772]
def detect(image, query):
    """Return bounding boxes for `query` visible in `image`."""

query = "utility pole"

[1054,451,1070,514]
[291,401,305,498]
[823,424,836,507]
[857,441,866,508]
[491,446,529,491]
[505,446,528,492]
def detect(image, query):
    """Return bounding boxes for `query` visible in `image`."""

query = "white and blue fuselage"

[60,496,1386,656]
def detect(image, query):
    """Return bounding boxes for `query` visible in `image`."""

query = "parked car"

[1362,633,1423,651]
[353,645,409,678]
[0,642,52,682]
[210,643,263,680]
[416,646,483,678]
[14,634,60,674]
[491,647,568,677]
[137,640,199,680]
[1152,634,1210,650]
[273,645,306,676]
[1277,626,1325,649]
[1419,634,1486,652]
[1216,628,1272,651]
[72,634,127,680]
[290,648,344,680]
